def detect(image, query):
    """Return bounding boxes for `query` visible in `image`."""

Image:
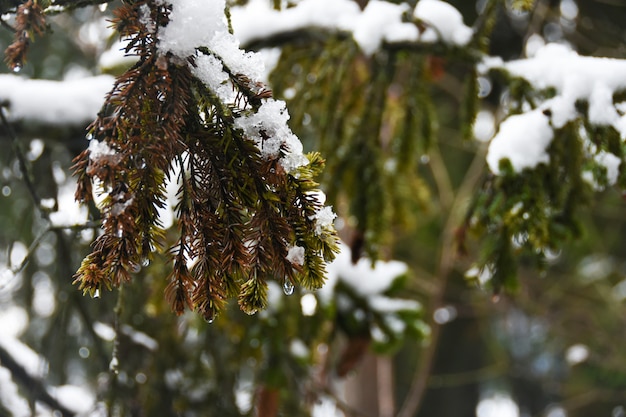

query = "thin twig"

[396,145,486,417]
[3,221,100,280]
[0,106,48,220]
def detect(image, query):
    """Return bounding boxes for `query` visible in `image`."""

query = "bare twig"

[396,145,486,417]
[0,106,47,219]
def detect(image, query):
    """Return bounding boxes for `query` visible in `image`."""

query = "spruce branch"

[4,0,47,71]
[73,0,338,318]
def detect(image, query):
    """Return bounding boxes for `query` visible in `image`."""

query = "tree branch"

[0,344,76,417]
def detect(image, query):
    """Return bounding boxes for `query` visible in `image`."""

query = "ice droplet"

[282,280,294,296]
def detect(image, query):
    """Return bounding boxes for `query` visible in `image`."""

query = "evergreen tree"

[1,1,626,416]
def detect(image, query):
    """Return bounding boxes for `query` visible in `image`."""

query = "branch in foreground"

[0,344,76,417]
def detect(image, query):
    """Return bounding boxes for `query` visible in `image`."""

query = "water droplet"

[141,257,150,267]
[86,132,94,140]
[134,157,147,169]
[93,288,100,298]
[205,317,214,324]
[109,357,119,374]
[545,248,562,261]
[116,227,123,238]
[477,77,492,98]
[282,280,294,296]
[130,263,141,273]
[245,309,257,316]
[12,64,21,73]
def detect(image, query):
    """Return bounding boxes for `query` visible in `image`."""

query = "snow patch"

[487,109,554,174]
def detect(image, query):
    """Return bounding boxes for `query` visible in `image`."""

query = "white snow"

[0,305,28,338]
[49,180,89,227]
[414,0,473,45]
[286,245,306,266]
[485,43,626,127]
[0,75,113,125]
[351,1,418,56]
[231,0,361,48]
[159,0,309,173]
[369,295,420,313]
[565,344,589,365]
[121,324,159,351]
[98,39,137,70]
[309,206,337,235]
[483,43,626,175]
[473,110,496,142]
[322,242,407,299]
[0,314,48,379]
[49,385,96,414]
[191,54,236,104]
[93,322,158,351]
[300,293,317,316]
[93,321,116,341]
[486,109,554,174]
[231,0,469,54]
[312,395,345,417]
[158,0,227,58]
[0,367,30,417]
[476,393,519,417]
[594,151,621,186]
[289,339,309,359]
[88,139,117,160]
[318,242,418,316]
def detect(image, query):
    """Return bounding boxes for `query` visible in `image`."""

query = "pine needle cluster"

[3,0,47,72]
[72,0,338,321]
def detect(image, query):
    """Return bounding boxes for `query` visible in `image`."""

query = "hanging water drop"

[109,356,119,375]
[282,280,294,296]
[141,257,150,267]
[93,288,100,298]
[477,77,492,98]
[12,64,21,73]
[245,309,257,316]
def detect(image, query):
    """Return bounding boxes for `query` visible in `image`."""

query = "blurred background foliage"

[1,0,626,416]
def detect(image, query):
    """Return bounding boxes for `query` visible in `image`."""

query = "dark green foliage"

[271,41,441,261]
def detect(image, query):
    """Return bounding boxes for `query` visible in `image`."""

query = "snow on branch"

[72,0,339,321]
[0,75,114,126]
[481,43,626,176]
[231,0,473,55]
